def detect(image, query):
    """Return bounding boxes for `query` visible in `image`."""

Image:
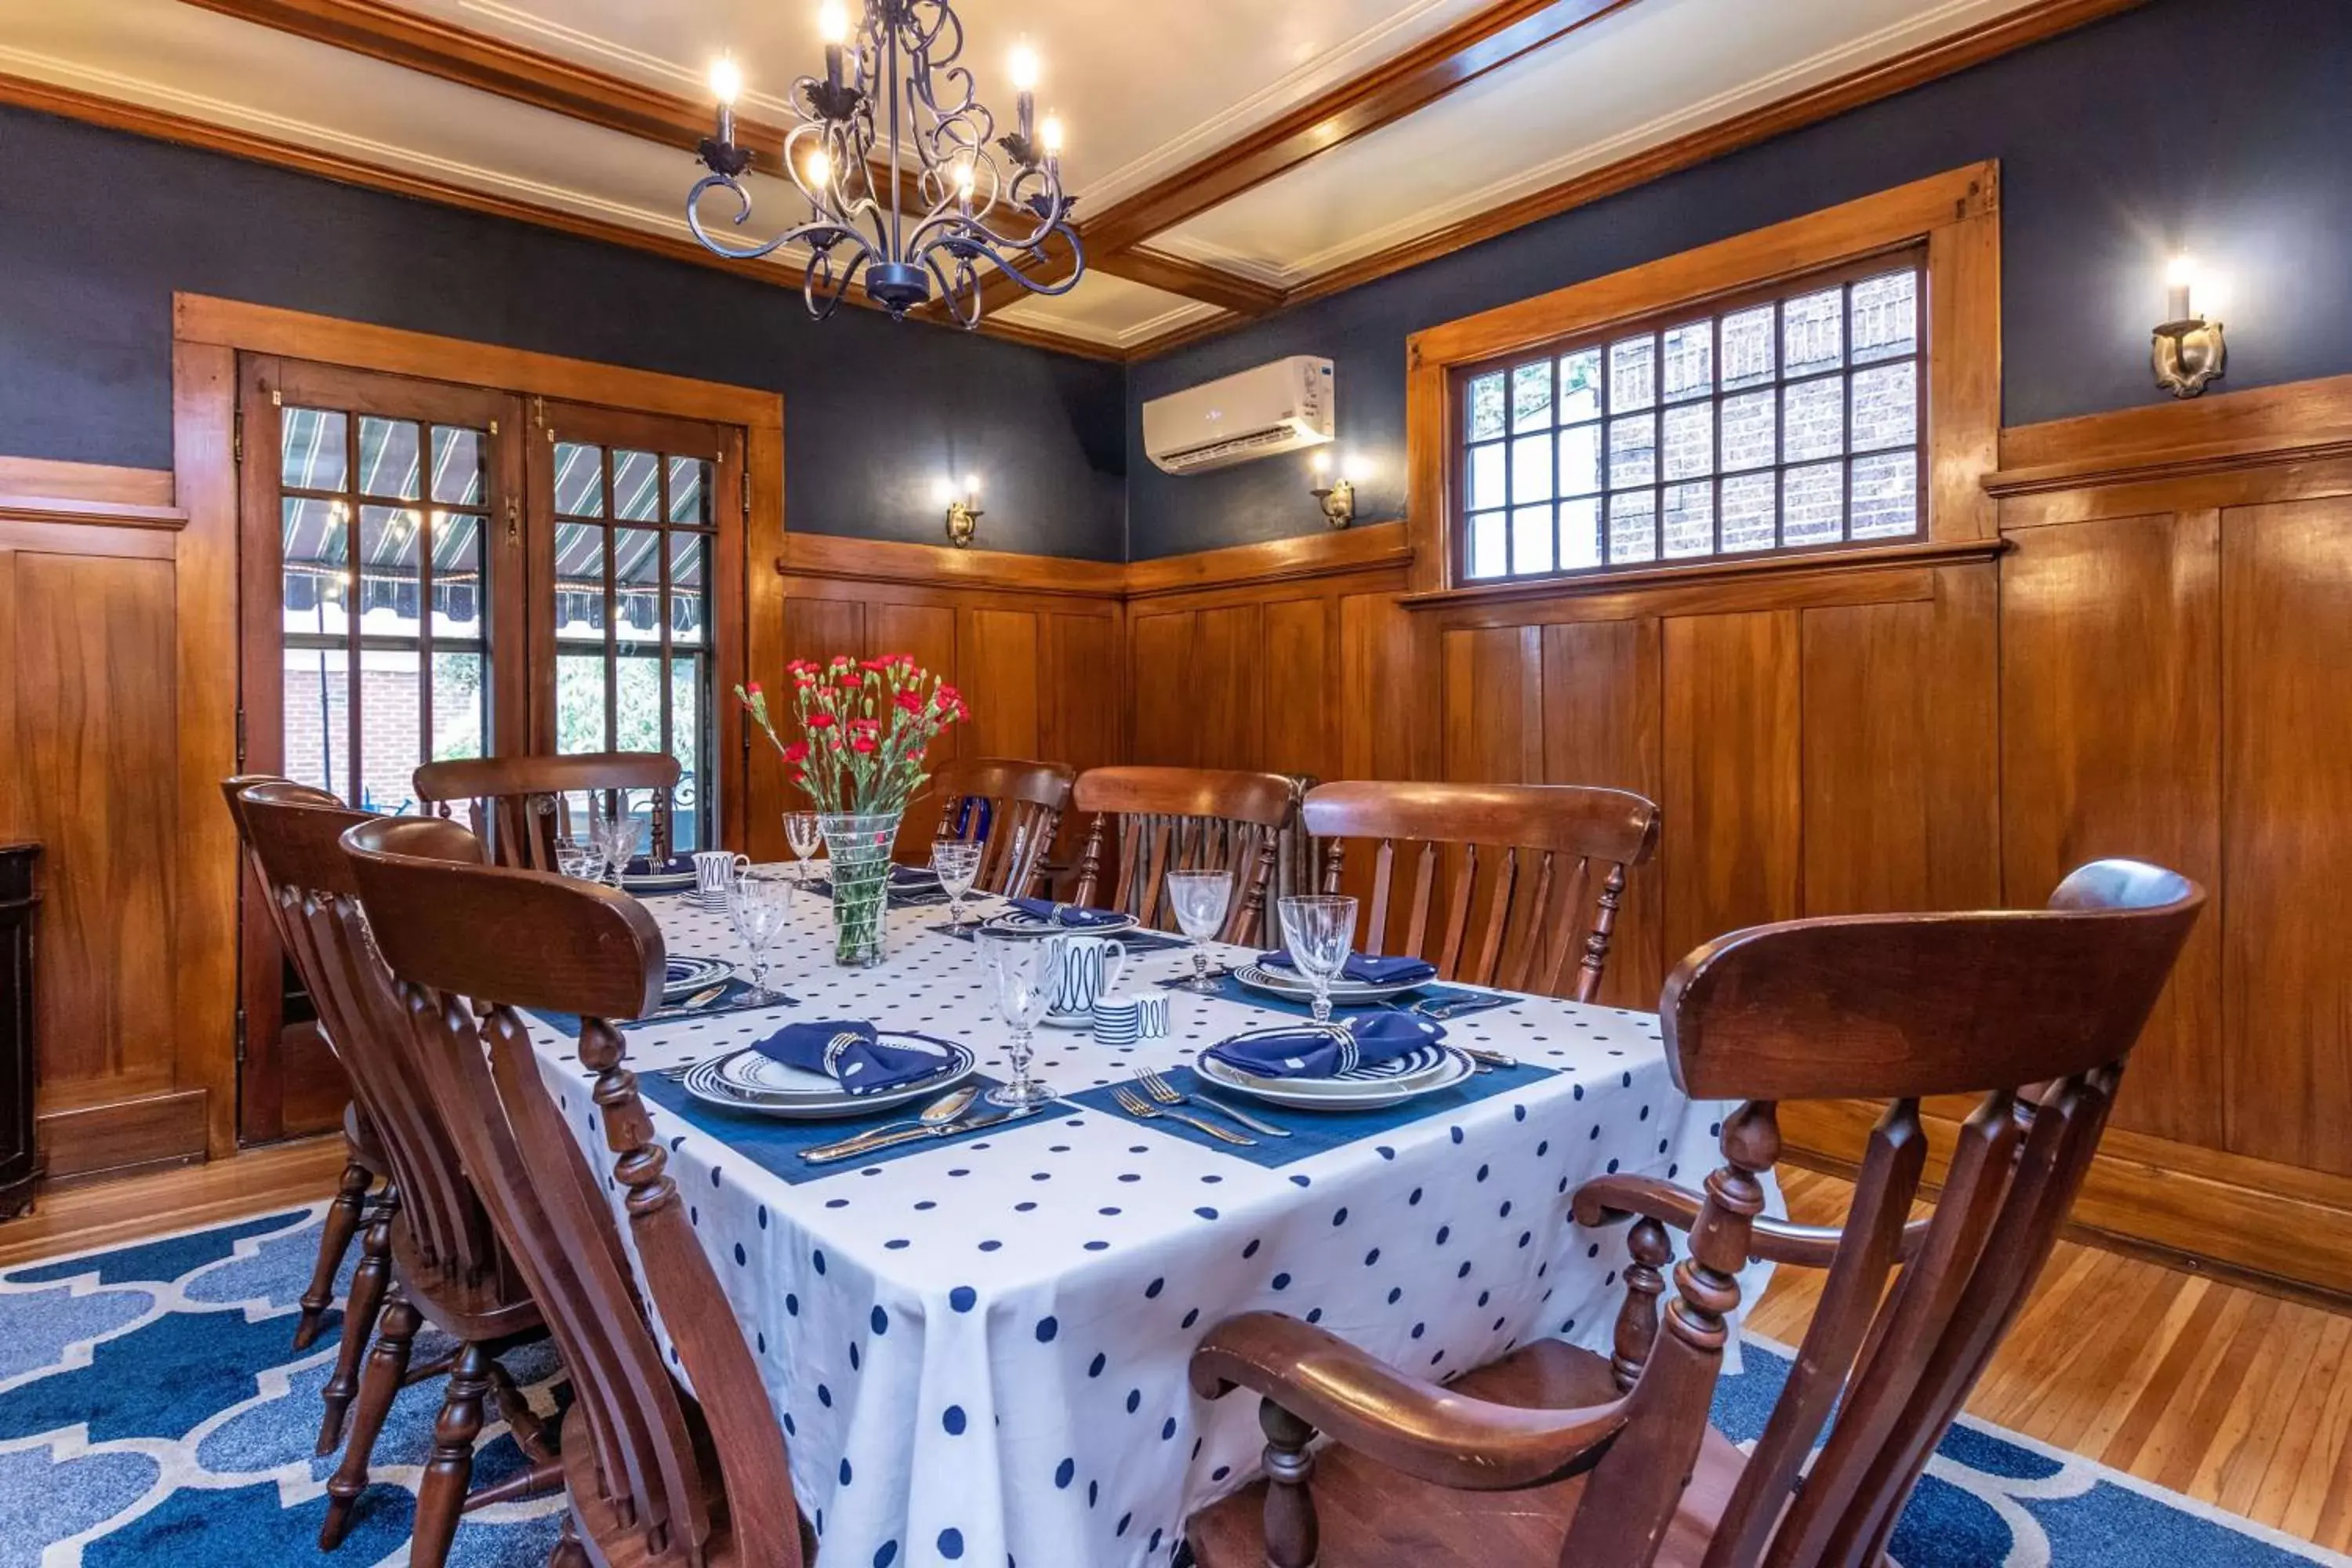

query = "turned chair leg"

[320,1298,419,1551]
[411,1342,495,1568]
[550,1514,590,1568]
[1260,1398,1320,1568]
[316,1186,397,1454]
[296,1161,372,1352]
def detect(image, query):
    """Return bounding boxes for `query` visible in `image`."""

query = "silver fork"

[1135,1065,1289,1138]
[1112,1085,1254,1146]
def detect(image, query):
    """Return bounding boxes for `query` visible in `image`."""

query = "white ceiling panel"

[1151,0,2038,285]
[396,0,1501,202]
[993,270,1218,350]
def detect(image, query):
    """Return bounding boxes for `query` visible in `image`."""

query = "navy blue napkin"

[626,855,696,878]
[752,1019,953,1096]
[1007,897,1128,929]
[1258,949,1439,985]
[1203,1011,1447,1080]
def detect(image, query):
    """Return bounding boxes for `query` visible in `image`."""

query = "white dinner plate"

[681,1036,975,1120]
[1232,961,1428,1006]
[1195,1042,1473,1111]
[662,954,735,1001]
[982,909,1139,937]
[624,868,699,895]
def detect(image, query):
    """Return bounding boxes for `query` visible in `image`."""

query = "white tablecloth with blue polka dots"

[528,884,1773,1568]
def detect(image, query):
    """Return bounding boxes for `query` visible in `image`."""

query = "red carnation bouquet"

[736,655,968,816]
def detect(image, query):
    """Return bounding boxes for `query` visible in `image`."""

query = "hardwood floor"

[4,1145,2349,1551]
[0,1134,350,1269]
[1759,1166,2352,1552]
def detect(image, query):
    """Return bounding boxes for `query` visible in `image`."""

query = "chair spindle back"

[1069,766,1294,942]
[1571,858,2205,1568]
[341,817,804,1568]
[412,752,683,871]
[1300,781,1660,1001]
[928,757,1075,897]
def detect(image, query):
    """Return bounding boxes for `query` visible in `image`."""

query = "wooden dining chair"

[235,782,556,1566]
[412,751,683,870]
[220,775,382,1353]
[1300,781,1661,1001]
[1069,765,1295,942]
[1186,858,2205,1568]
[342,814,812,1568]
[927,757,1075,896]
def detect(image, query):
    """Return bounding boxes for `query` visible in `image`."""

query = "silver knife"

[800,1102,1040,1164]
[650,982,728,1020]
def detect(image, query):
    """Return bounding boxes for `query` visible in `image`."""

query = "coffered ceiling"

[0,0,2130,358]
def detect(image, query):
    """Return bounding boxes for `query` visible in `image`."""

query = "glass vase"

[818,810,902,967]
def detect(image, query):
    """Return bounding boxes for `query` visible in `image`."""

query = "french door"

[234,360,746,1142]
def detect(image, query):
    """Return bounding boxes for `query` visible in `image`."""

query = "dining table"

[524,873,1774,1568]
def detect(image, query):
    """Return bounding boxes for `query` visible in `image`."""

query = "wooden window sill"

[1397,535,2008,610]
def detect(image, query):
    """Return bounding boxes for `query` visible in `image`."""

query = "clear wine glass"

[603,813,644,890]
[784,811,822,887]
[726,869,793,1004]
[932,837,983,929]
[556,838,595,882]
[980,928,1062,1109]
[1277,894,1359,1027]
[1166,869,1233,993]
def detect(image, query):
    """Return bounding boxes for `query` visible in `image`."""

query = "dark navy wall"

[1127,0,2352,558]
[0,104,1127,561]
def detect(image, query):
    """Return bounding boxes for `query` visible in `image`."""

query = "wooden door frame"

[173,293,784,1156]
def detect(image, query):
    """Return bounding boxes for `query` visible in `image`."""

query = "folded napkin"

[752,1019,952,1096]
[1258,949,1439,986]
[1007,897,1129,930]
[1203,1011,1447,1080]
[626,855,696,878]
[888,864,941,886]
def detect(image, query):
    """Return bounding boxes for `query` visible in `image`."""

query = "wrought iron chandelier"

[689,1,1083,328]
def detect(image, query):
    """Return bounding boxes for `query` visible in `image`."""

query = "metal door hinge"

[269,387,281,407]
[505,495,520,546]
[235,702,248,768]
[489,418,500,436]
[233,1007,248,1065]
[741,469,751,521]
[231,406,243,466]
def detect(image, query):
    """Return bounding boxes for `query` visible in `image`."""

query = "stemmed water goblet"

[932,837,983,930]
[783,811,822,888]
[727,868,794,1004]
[1277,894,1359,1027]
[979,928,1062,1109]
[1166,869,1232,993]
[601,812,644,889]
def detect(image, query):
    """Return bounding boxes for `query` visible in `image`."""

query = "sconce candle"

[1308,449,1363,529]
[2153,253,2227,398]
[935,475,985,548]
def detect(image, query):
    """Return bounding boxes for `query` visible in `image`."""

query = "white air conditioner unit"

[1142,356,1334,474]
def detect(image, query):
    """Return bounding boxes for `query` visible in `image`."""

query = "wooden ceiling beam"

[1094,246,1285,316]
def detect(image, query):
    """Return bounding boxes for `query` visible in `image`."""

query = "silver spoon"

[800,1084,982,1162]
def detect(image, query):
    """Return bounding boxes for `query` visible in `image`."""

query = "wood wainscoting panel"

[1999,512,2223,1149]
[1539,619,1662,1006]
[1440,626,1544,785]
[1128,610,1194,768]
[9,553,183,1120]
[958,608,1044,761]
[1799,568,2000,919]
[1661,610,1803,964]
[1191,606,1267,773]
[2221,494,2352,1174]
[1260,597,1339,786]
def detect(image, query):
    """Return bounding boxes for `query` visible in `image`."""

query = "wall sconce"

[1308,449,1367,529]
[933,474,983,547]
[2153,254,2227,398]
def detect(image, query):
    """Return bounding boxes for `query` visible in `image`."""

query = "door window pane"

[356,417,422,499]
[614,450,662,521]
[432,652,487,761]
[282,408,348,491]
[669,456,713,524]
[669,534,708,648]
[557,653,608,755]
[282,645,349,796]
[554,441,605,516]
[430,426,486,505]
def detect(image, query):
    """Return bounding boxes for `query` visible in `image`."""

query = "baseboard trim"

[1780,1098,2352,1301]
[34,1087,210,1181]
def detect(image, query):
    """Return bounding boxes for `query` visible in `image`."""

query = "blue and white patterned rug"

[2,1205,2343,1566]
